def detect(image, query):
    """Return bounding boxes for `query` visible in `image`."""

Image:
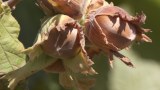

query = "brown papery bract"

[41,15,81,59]
[32,1,152,90]
[85,4,152,67]
[39,14,97,90]
[37,0,82,19]
[37,15,95,74]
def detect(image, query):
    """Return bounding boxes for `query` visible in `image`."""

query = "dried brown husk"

[23,14,97,75]
[85,3,152,67]
[87,0,108,13]
[37,0,82,19]
[40,15,95,74]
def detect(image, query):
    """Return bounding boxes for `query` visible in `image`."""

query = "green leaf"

[1,15,59,90]
[2,52,57,90]
[0,3,26,75]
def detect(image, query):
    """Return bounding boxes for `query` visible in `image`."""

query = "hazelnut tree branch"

[6,0,21,9]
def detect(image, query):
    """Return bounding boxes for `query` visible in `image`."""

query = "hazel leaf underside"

[0,3,26,75]
[2,52,57,90]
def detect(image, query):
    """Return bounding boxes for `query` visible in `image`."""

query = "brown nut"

[38,15,96,75]
[85,5,152,67]
[41,15,81,59]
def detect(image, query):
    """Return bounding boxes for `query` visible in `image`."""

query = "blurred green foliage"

[12,0,160,90]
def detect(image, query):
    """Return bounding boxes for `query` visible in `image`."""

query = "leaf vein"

[0,15,19,44]
[0,44,14,70]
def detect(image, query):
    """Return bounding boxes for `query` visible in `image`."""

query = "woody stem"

[7,0,21,9]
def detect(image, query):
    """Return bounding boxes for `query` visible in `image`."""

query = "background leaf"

[0,3,26,75]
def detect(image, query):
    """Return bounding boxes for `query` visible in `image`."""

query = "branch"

[6,0,21,9]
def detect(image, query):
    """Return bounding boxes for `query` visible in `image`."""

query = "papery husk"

[63,50,97,75]
[40,14,81,59]
[85,3,152,67]
[94,6,152,42]
[37,0,82,19]
[41,15,96,74]
[86,5,151,50]
[24,14,97,75]
[87,0,108,13]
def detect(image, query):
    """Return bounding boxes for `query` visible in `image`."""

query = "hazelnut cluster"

[29,0,152,89]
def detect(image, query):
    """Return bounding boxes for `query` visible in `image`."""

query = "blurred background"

[12,0,160,90]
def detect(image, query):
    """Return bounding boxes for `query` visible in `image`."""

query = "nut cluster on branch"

[29,0,152,89]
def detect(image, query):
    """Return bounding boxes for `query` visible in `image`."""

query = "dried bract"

[38,15,96,74]
[87,0,107,13]
[41,15,80,59]
[85,4,152,67]
[24,14,97,89]
[37,0,82,19]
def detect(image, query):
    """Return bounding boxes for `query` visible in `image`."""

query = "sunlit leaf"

[0,2,26,75]
[2,52,57,90]
[1,15,61,90]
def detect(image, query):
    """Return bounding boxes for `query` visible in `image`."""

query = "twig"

[6,0,21,9]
